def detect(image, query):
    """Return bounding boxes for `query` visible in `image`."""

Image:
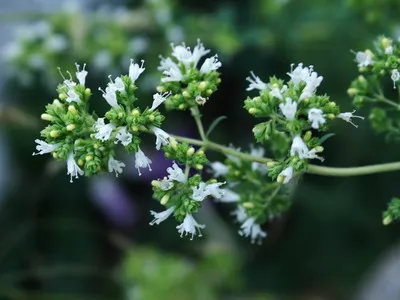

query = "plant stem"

[191,107,207,141]
[171,134,400,177]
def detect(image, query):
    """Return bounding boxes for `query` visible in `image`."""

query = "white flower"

[108,156,125,177]
[299,71,323,100]
[195,96,207,105]
[209,162,229,177]
[191,39,211,66]
[232,205,247,222]
[75,63,88,86]
[167,162,186,183]
[246,71,268,91]
[66,90,81,104]
[149,206,175,225]
[391,69,400,89]
[160,177,174,190]
[354,51,374,67]
[287,63,312,88]
[176,214,205,239]
[337,110,364,127]
[92,118,116,142]
[199,55,221,74]
[150,92,171,111]
[162,66,184,82]
[135,147,152,176]
[239,217,267,244]
[270,85,288,100]
[158,56,178,71]
[151,126,170,150]
[305,148,324,162]
[171,43,193,66]
[205,182,225,199]
[32,139,60,156]
[385,45,393,55]
[278,166,294,184]
[192,182,209,201]
[290,135,309,158]
[99,86,119,108]
[279,97,297,120]
[129,59,145,82]
[63,79,76,90]
[67,152,84,183]
[218,189,240,203]
[250,146,268,174]
[109,76,125,92]
[308,108,326,129]
[115,127,132,146]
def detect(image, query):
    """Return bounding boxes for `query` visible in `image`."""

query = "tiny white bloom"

[63,79,76,90]
[270,85,288,100]
[290,135,309,158]
[279,97,297,120]
[232,205,247,223]
[299,71,323,100]
[75,63,88,86]
[99,87,119,108]
[92,118,116,142]
[33,139,60,156]
[385,45,393,55]
[391,69,400,89]
[151,126,170,150]
[337,110,364,127]
[246,71,268,91]
[158,56,178,71]
[308,108,326,129]
[199,55,222,74]
[150,92,171,111]
[191,39,211,66]
[149,206,175,225]
[205,182,225,199]
[305,148,324,161]
[134,147,152,176]
[192,182,209,201]
[162,66,184,82]
[160,177,174,191]
[176,214,205,239]
[209,162,229,177]
[109,76,125,92]
[354,51,374,67]
[195,95,207,105]
[218,189,240,203]
[108,156,125,177]
[129,59,145,82]
[279,166,294,184]
[66,90,81,104]
[287,63,312,88]
[115,127,132,146]
[171,43,193,66]
[67,152,84,183]
[167,162,186,183]
[239,217,267,244]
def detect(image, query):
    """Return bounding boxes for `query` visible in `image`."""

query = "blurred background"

[1,0,400,299]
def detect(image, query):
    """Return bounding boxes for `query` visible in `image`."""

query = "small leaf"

[206,116,227,138]
[319,133,336,145]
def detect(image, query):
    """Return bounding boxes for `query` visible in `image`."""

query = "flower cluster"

[156,40,222,110]
[244,64,363,184]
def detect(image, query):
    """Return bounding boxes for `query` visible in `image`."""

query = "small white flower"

[246,71,268,91]
[354,51,374,67]
[192,182,209,201]
[150,92,171,111]
[63,79,76,90]
[171,43,193,66]
[176,214,205,239]
[239,217,267,244]
[151,126,170,150]
[135,147,152,176]
[287,63,312,88]
[92,118,116,142]
[270,85,288,100]
[199,55,222,74]
[290,135,309,158]
[308,108,326,129]
[391,69,400,89]
[305,148,324,161]
[66,90,81,104]
[385,45,393,55]
[115,127,132,146]
[195,96,207,105]
[129,59,145,82]
[108,156,125,177]
[191,39,211,66]
[75,63,88,86]
[32,139,60,156]
[109,76,125,93]
[67,152,84,183]
[299,71,323,100]
[279,97,297,120]
[205,182,225,199]
[149,206,175,225]
[162,66,184,82]
[218,189,240,203]
[99,87,118,108]
[278,166,294,184]
[209,162,229,177]
[337,110,364,127]
[167,162,186,183]
[232,205,247,223]
[160,177,174,191]
[158,56,179,71]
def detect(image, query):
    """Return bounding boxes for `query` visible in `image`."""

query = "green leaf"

[206,116,227,138]
[319,133,336,145]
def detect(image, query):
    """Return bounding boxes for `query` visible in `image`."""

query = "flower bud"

[198,81,208,91]
[347,88,359,96]
[156,86,166,93]
[303,131,312,142]
[160,195,170,205]
[151,180,161,188]
[314,146,324,153]
[85,88,91,97]
[118,112,124,119]
[148,114,155,121]
[327,113,335,120]
[132,109,140,117]
[52,152,58,159]
[68,105,77,113]
[52,99,63,107]
[66,124,76,131]
[248,108,258,115]
[186,147,195,156]
[182,90,191,98]
[77,159,84,166]
[277,175,284,183]
[266,161,276,167]
[243,202,254,209]
[169,137,178,150]
[195,164,203,170]
[381,37,391,49]
[206,89,213,96]
[131,125,139,132]
[85,155,93,161]
[50,130,60,138]
[383,215,392,225]
[197,150,204,156]
[178,104,186,110]
[59,93,67,100]
[41,113,55,122]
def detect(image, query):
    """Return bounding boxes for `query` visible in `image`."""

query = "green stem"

[191,107,207,141]
[171,134,400,177]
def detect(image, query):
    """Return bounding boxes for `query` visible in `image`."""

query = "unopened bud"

[347,88,359,96]
[381,37,391,49]
[314,146,324,153]
[131,125,139,132]
[50,130,60,138]
[59,93,67,100]
[160,195,170,205]
[151,180,161,188]
[198,81,208,91]
[266,161,276,168]
[85,155,93,161]
[132,109,140,117]
[148,114,155,121]
[186,147,195,156]
[66,124,76,131]
[327,113,335,120]
[248,108,258,115]
[383,215,392,225]
[182,90,191,98]
[169,137,178,150]
[197,150,204,156]
[365,49,374,57]
[206,89,213,96]
[41,113,55,122]
[85,88,91,97]
[52,99,63,107]
[303,131,312,142]
[178,104,186,110]
[329,102,336,107]
[77,159,84,166]
[243,202,255,209]
[68,105,77,113]
[277,175,284,183]
[156,86,166,93]
[195,164,203,170]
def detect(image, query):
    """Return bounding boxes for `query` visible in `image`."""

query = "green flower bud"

[41,113,55,122]
[383,215,392,225]
[178,104,186,110]
[151,180,161,188]
[243,202,254,209]
[169,137,178,150]
[381,37,391,49]
[199,81,208,91]
[52,99,63,107]
[314,146,324,153]
[85,155,93,161]
[59,93,67,100]
[160,195,170,205]
[50,130,60,138]
[148,114,155,121]
[68,105,77,113]
[156,86,166,93]
[132,109,140,117]
[347,88,359,96]
[249,108,258,115]
[131,125,139,132]
[303,131,312,142]
[66,124,76,131]
[182,91,191,98]
[206,89,213,96]
[195,164,203,170]
[186,147,195,156]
